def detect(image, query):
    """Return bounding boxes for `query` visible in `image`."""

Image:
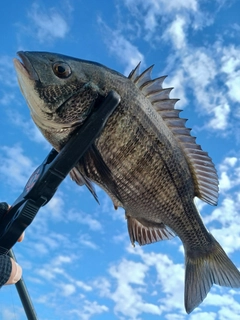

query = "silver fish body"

[14,51,240,313]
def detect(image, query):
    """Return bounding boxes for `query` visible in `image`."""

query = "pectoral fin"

[126,214,175,246]
[69,167,99,203]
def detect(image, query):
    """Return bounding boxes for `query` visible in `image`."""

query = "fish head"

[13,51,99,147]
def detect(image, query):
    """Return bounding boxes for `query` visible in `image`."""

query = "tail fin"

[185,234,240,313]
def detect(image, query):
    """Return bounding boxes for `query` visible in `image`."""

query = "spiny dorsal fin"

[128,63,219,206]
[126,215,175,246]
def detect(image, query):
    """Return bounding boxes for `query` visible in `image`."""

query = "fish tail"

[185,233,240,313]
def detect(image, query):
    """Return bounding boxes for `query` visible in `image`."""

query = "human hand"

[0,202,23,286]
[0,255,22,286]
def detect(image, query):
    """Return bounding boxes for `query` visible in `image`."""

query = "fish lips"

[13,51,39,81]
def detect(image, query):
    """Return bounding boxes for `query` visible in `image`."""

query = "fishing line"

[0,285,17,320]
[9,285,17,320]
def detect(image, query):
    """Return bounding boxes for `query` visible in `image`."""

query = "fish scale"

[82,106,210,244]
[13,51,240,314]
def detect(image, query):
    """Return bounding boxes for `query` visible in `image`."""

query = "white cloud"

[0,307,22,320]
[59,283,76,296]
[131,246,185,313]
[221,45,240,103]
[207,103,230,130]
[108,258,161,319]
[164,46,233,131]
[164,15,187,49]
[225,69,240,103]
[123,0,198,37]
[189,311,216,320]
[32,242,49,255]
[101,0,239,136]
[194,197,207,212]
[0,145,35,188]
[76,280,92,292]
[221,157,238,168]
[108,32,144,75]
[218,157,240,192]
[78,234,99,250]
[0,55,18,87]
[28,4,69,43]
[70,301,108,320]
[94,255,163,318]
[219,172,232,191]
[46,194,65,221]
[96,247,185,318]
[37,266,64,281]
[0,92,16,106]
[164,68,188,108]
[202,292,240,319]
[68,210,102,231]
[98,17,144,75]
[181,49,217,92]
[54,255,72,266]
[109,258,148,284]
[9,112,50,147]
[203,191,240,254]
[204,197,235,225]
[35,254,75,281]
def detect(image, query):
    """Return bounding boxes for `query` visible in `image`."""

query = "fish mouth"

[13,51,39,81]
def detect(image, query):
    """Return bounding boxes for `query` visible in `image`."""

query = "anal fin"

[126,214,175,246]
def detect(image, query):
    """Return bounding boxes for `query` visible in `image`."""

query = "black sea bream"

[14,51,240,313]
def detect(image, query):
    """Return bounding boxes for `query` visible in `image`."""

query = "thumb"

[5,258,22,285]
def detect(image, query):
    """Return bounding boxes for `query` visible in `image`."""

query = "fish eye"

[52,62,72,79]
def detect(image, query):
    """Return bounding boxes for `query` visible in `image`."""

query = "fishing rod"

[8,249,38,320]
[0,91,121,320]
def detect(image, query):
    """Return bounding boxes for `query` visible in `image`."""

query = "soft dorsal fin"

[128,63,219,206]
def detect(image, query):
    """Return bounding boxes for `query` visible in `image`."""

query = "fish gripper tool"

[0,91,121,255]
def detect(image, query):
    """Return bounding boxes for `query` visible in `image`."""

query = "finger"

[17,232,25,242]
[3,204,25,243]
[5,258,22,285]
[0,202,9,219]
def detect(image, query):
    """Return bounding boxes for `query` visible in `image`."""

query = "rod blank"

[8,249,38,320]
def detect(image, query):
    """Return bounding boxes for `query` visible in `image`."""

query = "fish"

[13,51,240,313]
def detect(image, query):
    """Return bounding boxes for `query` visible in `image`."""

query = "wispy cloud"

[0,307,23,320]
[221,45,240,103]
[164,15,187,49]
[70,301,108,320]
[68,210,102,231]
[9,111,50,147]
[0,92,16,106]
[46,194,65,221]
[58,283,76,296]
[218,156,240,192]
[190,311,216,320]
[100,0,239,135]
[101,257,162,318]
[0,55,18,87]
[27,3,69,43]
[78,233,99,250]
[98,18,145,75]
[0,144,35,188]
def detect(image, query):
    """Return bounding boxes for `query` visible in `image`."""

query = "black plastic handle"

[0,91,121,254]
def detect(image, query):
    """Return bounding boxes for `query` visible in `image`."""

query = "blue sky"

[1,0,240,319]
